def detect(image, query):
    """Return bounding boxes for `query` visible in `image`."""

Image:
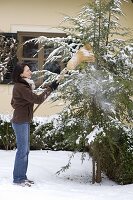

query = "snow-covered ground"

[0,150,133,200]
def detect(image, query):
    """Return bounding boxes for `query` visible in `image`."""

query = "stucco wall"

[0,0,132,33]
[121,1,133,31]
[0,84,65,117]
[0,0,87,32]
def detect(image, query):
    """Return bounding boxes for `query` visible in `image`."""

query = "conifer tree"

[34,0,133,184]
[0,34,17,83]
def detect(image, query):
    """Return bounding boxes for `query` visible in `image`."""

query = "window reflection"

[44,44,54,59]
[23,37,38,58]
[22,60,38,71]
[44,60,61,74]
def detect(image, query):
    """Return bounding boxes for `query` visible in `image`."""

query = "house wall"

[0,84,65,117]
[0,0,133,33]
[0,0,87,33]
[121,1,133,31]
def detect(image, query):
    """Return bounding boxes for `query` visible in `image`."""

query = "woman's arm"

[21,85,52,104]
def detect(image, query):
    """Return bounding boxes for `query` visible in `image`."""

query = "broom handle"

[33,67,68,113]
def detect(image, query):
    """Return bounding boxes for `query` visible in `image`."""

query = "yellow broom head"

[67,43,95,70]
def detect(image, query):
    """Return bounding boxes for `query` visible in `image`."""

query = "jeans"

[12,122,30,183]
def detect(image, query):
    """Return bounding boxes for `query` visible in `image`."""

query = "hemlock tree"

[33,0,133,184]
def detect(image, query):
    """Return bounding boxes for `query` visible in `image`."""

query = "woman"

[11,62,58,187]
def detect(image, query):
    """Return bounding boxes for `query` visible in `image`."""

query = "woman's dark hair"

[12,62,27,83]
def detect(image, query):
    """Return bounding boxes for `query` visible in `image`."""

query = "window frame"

[17,31,66,70]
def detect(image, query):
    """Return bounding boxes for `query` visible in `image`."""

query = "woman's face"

[21,65,32,79]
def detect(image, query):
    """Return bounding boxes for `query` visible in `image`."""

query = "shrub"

[92,124,133,185]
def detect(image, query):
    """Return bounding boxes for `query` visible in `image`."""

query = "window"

[17,32,66,72]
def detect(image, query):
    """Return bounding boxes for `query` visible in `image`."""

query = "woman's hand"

[49,80,59,91]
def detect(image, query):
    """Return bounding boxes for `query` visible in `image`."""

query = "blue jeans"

[12,122,30,183]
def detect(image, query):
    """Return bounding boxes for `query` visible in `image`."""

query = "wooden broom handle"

[33,67,68,113]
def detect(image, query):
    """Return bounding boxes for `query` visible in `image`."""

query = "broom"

[33,44,95,113]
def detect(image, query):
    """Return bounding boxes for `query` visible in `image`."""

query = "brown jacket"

[11,82,51,123]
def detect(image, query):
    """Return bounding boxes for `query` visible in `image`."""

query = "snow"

[0,150,133,200]
[0,114,12,123]
[86,126,103,144]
